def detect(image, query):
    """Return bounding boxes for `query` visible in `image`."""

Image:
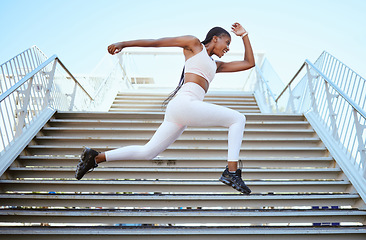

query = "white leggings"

[105,82,246,162]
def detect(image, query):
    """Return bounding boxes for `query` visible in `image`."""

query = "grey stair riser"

[14,157,336,168]
[109,109,262,113]
[111,101,259,107]
[1,227,366,240]
[33,138,323,148]
[109,105,260,111]
[2,210,365,224]
[7,168,341,180]
[47,120,312,130]
[0,194,360,208]
[24,146,329,158]
[53,112,306,122]
[115,94,256,98]
[110,102,258,106]
[39,129,317,139]
[0,180,350,193]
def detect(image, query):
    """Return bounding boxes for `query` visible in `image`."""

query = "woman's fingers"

[108,44,118,55]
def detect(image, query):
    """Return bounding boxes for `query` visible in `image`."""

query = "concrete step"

[112,99,259,106]
[53,112,307,122]
[39,127,317,139]
[47,119,312,129]
[108,108,262,113]
[110,103,259,108]
[24,145,329,158]
[14,156,336,168]
[0,179,350,194]
[6,167,342,180]
[1,226,366,240]
[1,209,365,225]
[0,193,360,208]
[116,92,255,101]
[32,136,323,148]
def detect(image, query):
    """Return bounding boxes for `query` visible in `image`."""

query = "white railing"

[1,46,46,94]
[118,49,262,91]
[0,47,96,175]
[255,51,366,203]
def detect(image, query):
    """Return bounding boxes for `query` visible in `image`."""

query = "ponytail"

[162,67,185,108]
[162,26,230,108]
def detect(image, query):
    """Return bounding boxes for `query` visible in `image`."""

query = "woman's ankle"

[95,152,106,164]
[228,161,238,172]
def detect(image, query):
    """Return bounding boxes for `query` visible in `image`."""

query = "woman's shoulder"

[181,36,202,57]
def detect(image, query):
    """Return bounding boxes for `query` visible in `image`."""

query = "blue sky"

[1,0,365,82]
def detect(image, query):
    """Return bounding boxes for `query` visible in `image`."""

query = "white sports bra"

[184,44,217,84]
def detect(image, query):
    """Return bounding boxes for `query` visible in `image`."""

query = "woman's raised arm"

[108,35,201,55]
[216,23,255,73]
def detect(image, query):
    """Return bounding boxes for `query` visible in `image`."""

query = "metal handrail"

[56,58,93,100]
[0,55,93,103]
[305,59,366,119]
[275,62,305,102]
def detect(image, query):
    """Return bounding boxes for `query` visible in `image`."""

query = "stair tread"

[0,192,358,198]
[17,156,334,160]
[0,179,349,184]
[35,136,321,141]
[2,208,366,216]
[49,119,310,124]
[9,167,341,173]
[26,144,326,149]
[1,226,365,235]
[42,127,315,132]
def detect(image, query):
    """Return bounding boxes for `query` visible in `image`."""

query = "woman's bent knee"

[234,112,246,126]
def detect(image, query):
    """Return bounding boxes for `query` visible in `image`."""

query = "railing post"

[68,81,78,111]
[324,80,340,141]
[285,85,296,113]
[306,64,318,114]
[352,109,366,177]
[15,76,34,137]
[43,59,57,109]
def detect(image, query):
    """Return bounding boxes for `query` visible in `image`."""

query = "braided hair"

[162,27,230,108]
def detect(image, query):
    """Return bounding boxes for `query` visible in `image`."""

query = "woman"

[76,22,255,194]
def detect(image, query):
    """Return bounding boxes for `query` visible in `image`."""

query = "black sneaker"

[75,147,99,180]
[219,167,251,194]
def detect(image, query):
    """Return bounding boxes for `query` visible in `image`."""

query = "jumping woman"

[75,22,255,194]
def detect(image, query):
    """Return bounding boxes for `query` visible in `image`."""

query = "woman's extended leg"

[105,120,186,161]
[75,120,186,180]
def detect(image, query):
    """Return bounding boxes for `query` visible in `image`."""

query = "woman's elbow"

[248,61,255,69]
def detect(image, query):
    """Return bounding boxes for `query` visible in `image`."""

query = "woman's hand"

[107,42,124,55]
[231,22,247,37]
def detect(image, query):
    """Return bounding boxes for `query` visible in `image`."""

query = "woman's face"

[213,35,231,58]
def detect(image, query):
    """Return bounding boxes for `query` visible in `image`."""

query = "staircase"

[0,91,365,239]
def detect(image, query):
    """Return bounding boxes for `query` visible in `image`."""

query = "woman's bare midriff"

[184,73,209,93]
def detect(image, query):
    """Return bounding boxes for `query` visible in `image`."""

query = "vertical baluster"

[0,102,10,150]
[43,59,58,109]
[68,81,78,111]
[306,64,318,114]
[4,64,18,136]
[15,77,34,138]
[352,109,366,177]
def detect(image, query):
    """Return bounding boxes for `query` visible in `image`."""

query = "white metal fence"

[0,52,90,155]
[255,51,366,202]
[0,47,127,175]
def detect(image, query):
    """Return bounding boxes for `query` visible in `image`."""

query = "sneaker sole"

[219,176,251,194]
